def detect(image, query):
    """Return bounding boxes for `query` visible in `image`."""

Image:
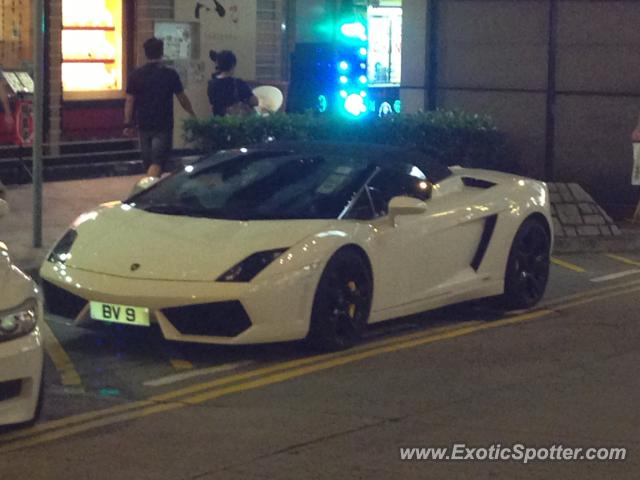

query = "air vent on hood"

[461,177,496,189]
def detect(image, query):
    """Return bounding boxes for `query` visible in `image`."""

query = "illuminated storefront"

[367,4,402,86]
[366,1,402,116]
[61,0,124,99]
[58,0,132,140]
[1,0,129,144]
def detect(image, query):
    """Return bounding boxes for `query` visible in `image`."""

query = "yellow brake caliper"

[347,281,357,319]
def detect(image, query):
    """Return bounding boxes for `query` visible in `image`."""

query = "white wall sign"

[154,22,195,60]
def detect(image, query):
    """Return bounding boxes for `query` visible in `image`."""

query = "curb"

[548,182,640,253]
[553,230,640,254]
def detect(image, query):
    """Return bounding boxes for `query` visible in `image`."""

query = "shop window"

[61,0,124,99]
[367,6,402,86]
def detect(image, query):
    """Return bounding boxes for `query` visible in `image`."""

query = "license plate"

[90,302,150,327]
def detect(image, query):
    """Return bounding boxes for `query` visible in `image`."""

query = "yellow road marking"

[5,282,640,452]
[552,283,640,310]
[0,321,480,445]
[0,399,154,444]
[183,310,552,406]
[169,359,193,370]
[0,401,183,453]
[39,320,83,389]
[147,321,484,404]
[605,253,640,268]
[11,275,636,445]
[551,257,586,273]
[542,277,640,308]
[0,311,549,453]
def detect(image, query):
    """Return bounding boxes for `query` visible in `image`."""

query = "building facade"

[1,0,289,151]
[1,0,639,208]
[291,0,640,209]
[401,0,640,210]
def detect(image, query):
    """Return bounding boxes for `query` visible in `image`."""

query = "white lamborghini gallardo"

[40,142,552,350]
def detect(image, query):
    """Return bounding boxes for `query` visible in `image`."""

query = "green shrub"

[183,110,513,172]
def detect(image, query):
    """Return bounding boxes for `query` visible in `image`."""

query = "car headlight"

[47,229,77,264]
[0,299,38,343]
[217,248,288,282]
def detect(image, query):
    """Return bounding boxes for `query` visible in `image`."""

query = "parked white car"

[0,198,44,426]
[40,142,552,351]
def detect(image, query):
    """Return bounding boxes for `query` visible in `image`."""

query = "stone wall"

[550,183,621,238]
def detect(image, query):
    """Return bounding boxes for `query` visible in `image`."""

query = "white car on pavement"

[40,142,552,351]
[0,198,44,426]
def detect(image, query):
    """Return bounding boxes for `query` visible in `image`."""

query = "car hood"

[65,205,331,281]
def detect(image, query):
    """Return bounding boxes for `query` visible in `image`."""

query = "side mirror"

[0,199,9,218]
[130,176,160,197]
[388,196,427,224]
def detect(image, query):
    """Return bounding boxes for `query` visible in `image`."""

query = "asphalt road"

[1,252,639,479]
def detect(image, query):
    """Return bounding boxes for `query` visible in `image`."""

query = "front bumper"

[0,329,44,426]
[40,261,323,345]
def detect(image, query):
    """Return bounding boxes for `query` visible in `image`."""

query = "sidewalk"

[2,175,640,278]
[0,175,140,275]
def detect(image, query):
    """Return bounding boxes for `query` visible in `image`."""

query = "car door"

[366,169,486,312]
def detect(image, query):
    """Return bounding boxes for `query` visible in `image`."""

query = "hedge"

[183,110,514,172]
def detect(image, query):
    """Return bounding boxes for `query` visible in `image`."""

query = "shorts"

[139,129,173,171]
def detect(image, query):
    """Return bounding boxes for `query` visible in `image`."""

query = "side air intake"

[461,177,496,189]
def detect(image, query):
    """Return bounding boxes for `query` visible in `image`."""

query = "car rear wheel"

[307,249,373,351]
[500,217,551,310]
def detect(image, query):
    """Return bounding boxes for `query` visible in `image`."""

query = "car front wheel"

[307,249,373,351]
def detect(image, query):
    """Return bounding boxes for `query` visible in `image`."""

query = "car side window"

[368,169,431,216]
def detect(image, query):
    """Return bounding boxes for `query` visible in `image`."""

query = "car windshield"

[129,152,372,220]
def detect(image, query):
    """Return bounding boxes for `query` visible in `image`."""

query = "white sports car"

[40,142,552,350]
[0,199,44,426]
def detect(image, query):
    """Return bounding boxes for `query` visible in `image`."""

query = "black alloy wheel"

[501,217,551,310]
[308,249,373,351]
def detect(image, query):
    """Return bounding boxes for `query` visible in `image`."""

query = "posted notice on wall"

[634,144,640,186]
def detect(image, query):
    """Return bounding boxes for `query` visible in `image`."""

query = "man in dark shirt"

[124,37,196,177]
[207,50,259,116]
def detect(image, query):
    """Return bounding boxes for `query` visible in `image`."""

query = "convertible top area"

[201,141,453,185]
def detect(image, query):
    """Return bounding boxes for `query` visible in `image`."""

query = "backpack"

[225,79,255,117]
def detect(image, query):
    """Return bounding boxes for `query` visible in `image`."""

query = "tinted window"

[129,153,372,220]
